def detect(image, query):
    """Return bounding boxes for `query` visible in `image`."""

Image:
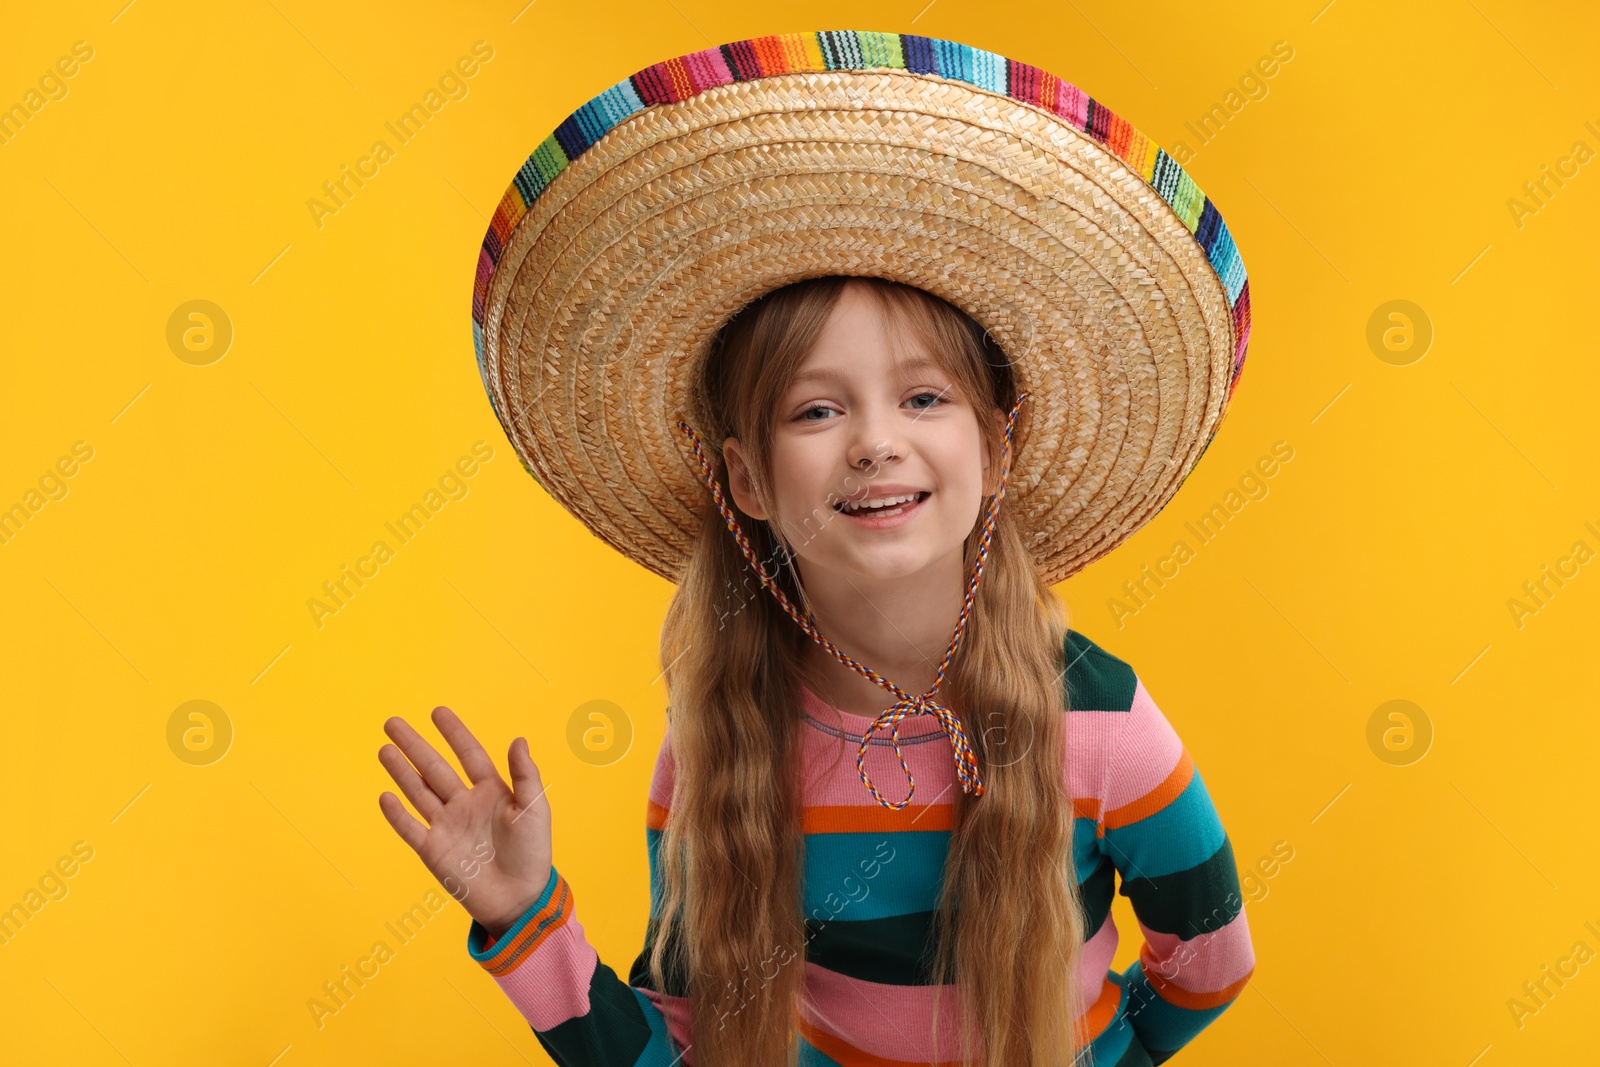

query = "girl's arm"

[464,727,693,1066]
[1098,672,1257,1062]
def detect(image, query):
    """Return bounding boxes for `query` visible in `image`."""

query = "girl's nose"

[848,405,903,472]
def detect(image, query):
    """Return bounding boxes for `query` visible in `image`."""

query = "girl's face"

[723,283,997,585]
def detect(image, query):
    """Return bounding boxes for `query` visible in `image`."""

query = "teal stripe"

[1072,816,1104,883]
[1210,220,1247,303]
[803,831,946,919]
[969,47,1008,94]
[627,987,684,1066]
[1121,959,1235,1055]
[817,30,860,69]
[572,79,646,145]
[1077,973,1136,1064]
[1207,223,1241,296]
[796,1033,847,1067]
[932,38,972,82]
[467,862,561,964]
[1103,770,1228,880]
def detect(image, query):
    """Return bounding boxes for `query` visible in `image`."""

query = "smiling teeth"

[841,493,921,512]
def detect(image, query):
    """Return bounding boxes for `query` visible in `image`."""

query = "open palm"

[377,706,552,940]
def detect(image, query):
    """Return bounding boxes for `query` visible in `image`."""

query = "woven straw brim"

[479,55,1245,586]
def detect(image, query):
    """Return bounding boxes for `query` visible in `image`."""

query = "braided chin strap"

[674,391,1030,811]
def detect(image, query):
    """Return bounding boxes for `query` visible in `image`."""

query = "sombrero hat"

[470,29,1252,587]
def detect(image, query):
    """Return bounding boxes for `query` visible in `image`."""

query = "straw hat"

[471,30,1252,587]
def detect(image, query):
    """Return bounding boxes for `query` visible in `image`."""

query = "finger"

[432,706,505,788]
[507,737,547,815]
[379,792,429,852]
[383,714,467,802]
[378,743,443,821]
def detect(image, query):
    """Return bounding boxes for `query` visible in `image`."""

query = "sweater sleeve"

[1100,674,1256,1063]
[465,730,694,1066]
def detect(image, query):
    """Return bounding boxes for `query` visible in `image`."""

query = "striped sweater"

[466,629,1255,1065]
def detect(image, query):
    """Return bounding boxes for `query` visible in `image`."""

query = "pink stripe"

[651,695,1136,811]
[1073,906,1121,1015]
[800,919,1123,1062]
[1233,283,1252,368]
[647,987,695,1062]
[648,729,676,808]
[801,962,969,1061]
[800,726,965,807]
[1065,709,1123,805]
[1136,908,1257,994]
[490,914,599,1029]
[1056,83,1089,127]
[472,247,494,322]
[1102,680,1185,810]
[657,696,1145,815]
[683,46,734,92]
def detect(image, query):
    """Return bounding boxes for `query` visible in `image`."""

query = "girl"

[382,29,1257,1067]
[381,276,1255,1066]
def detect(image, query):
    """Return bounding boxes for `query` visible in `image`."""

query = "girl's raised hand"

[377,707,552,941]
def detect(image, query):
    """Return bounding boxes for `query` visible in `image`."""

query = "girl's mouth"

[832,491,930,527]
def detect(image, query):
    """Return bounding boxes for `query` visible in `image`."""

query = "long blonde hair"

[651,276,1087,1066]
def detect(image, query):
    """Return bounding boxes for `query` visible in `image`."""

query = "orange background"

[2,1,1597,1064]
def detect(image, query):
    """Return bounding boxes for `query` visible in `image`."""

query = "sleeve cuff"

[465,863,563,974]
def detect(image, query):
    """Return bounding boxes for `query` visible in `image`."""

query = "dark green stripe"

[1080,853,1116,939]
[804,911,939,985]
[1114,1032,1157,1067]
[1117,836,1243,938]
[1064,630,1137,712]
[627,916,692,998]
[791,851,1120,988]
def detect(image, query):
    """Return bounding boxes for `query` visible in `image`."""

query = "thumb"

[507,737,545,814]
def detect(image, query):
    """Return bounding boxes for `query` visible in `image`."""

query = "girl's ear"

[722,437,769,519]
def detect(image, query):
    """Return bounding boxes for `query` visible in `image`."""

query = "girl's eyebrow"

[788,354,943,387]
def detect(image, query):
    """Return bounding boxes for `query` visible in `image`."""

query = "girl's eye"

[793,392,947,420]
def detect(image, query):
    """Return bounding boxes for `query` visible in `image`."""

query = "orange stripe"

[1076,975,1122,1043]
[1105,113,1134,159]
[1039,70,1060,113]
[750,35,784,74]
[1073,796,1100,826]
[646,799,670,831]
[1139,951,1255,1010]
[802,803,952,834]
[490,188,524,242]
[663,56,693,100]
[477,872,573,976]
[796,1013,965,1067]
[1102,748,1193,832]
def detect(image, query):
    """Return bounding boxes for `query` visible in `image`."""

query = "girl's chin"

[806,544,966,584]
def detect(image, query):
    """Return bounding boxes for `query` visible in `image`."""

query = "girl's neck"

[793,543,970,717]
